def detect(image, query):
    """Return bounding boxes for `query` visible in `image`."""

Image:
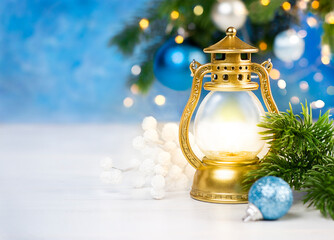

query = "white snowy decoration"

[100,116,200,199]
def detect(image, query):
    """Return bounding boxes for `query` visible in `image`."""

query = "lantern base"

[189,158,259,204]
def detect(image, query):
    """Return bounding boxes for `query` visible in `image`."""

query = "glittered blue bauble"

[153,39,206,91]
[248,176,293,220]
[274,29,305,63]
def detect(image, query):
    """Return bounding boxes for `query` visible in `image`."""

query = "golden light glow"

[282,2,291,11]
[123,97,134,108]
[306,17,317,27]
[130,84,139,94]
[154,95,166,106]
[139,18,149,30]
[269,68,280,80]
[321,56,330,65]
[326,14,334,24]
[259,41,267,51]
[170,10,179,20]
[311,1,319,9]
[260,0,270,6]
[175,35,184,44]
[193,5,204,16]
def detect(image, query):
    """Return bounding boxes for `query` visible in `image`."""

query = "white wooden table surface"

[0,125,333,240]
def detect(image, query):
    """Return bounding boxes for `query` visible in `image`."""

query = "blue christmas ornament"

[243,176,293,221]
[153,39,206,91]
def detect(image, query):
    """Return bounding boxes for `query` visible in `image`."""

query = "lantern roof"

[204,27,258,54]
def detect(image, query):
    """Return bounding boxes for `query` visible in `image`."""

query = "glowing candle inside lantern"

[194,91,265,161]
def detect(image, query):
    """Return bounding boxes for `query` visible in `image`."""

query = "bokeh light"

[154,95,166,106]
[260,0,270,6]
[139,18,149,30]
[282,2,291,11]
[175,35,184,44]
[193,5,204,16]
[123,97,134,108]
[170,10,179,20]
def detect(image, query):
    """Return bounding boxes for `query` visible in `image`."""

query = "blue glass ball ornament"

[153,39,206,91]
[274,29,305,63]
[243,176,293,221]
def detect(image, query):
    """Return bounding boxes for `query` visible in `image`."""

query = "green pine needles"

[244,103,334,219]
[303,164,334,219]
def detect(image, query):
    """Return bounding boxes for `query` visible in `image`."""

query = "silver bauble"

[211,0,248,31]
[274,29,305,63]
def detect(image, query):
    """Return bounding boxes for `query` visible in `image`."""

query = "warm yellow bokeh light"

[321,56,330,65]
[154,95,166,106]
[193,5,204,16]
[260,0,270,6]
[139,18,149,30]
[130,84,139,95]
[175,35,184,44]
[327,16,334,24]
[306,17,317,27]
[311,1,319,9]
[123,97,134,108]
[282,2,291,11]
[259,41,267,51]
[170,10,179,20]
[269,68,280,80]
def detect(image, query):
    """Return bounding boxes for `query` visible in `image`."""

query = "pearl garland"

[100,116,198,200]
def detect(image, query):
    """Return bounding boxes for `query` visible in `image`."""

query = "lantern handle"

[250,60,279,114]
[179,61,213,169]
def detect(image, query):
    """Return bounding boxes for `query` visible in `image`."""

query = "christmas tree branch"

[243,102,334,219]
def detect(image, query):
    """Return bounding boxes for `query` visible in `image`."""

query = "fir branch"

[303,164,334,220]
[244,103,334,191]
[246,0,286,24]
[109,21,142,56]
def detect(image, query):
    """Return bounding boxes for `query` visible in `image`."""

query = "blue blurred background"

[0,0,333,123]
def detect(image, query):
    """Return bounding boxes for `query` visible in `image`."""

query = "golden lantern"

[179,27,279,203]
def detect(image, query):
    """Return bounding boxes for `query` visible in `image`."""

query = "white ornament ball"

[211,0,248,31]
[151,175,166,189]
[172,149,187,169]
[168,165,183,179]
[142,116,157,130]
[100,169,122,184]
[274,29,305,63]
[100,157,113,170]
[175,173,189,190]
[139,158,155,175]
[132,136,145,150]
[150,188,166,200]
[141,146,154,156]
[143,129,160,143]
[157,150,172,166]
[161,123,179,142]
[163,141,177,152]
[154,164,168,176]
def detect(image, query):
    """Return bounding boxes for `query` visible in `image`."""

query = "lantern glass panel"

[194,91,265,160]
